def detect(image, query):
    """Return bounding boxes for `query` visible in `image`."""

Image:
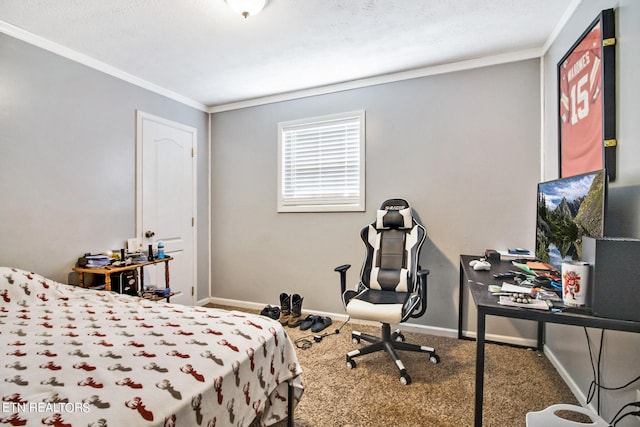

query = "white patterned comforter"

[0,267,302,426]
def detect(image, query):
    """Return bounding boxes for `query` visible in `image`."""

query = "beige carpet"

[209,304,580,427]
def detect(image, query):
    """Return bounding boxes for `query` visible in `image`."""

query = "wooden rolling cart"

[73,257,173,302]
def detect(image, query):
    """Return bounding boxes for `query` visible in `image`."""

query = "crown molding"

[0,20,207,112]
[208,47,544,113]
[1,19,548,115]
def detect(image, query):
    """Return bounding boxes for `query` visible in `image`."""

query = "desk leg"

[164,260,170,302]
[458,261,465,339]
[77,272,85,288]
[474,308,486,427]
[537,321,545,351]
[164,261,170,288]
[104,274,111,292]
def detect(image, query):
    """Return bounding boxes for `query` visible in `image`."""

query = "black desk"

[458,254,545,348]
[459,255,640,427]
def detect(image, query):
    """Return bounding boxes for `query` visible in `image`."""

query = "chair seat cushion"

[346,290,409,324]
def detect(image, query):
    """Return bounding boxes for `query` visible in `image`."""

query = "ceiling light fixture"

[225,0,267,19]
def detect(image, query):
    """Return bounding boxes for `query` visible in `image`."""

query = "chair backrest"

[359,199,426,293]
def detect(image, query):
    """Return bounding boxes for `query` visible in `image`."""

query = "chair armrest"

[334,264,351,273]
[418,269,430,277]
[334,264,351,295]
[412,269,430,318]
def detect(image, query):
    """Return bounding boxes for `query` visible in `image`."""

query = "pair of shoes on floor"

[299,315,332,333]
[279,293,304,327]
[260,304,280,320]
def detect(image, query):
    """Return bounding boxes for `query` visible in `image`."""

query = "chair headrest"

[375,199,413,229]
[379,199,410,210]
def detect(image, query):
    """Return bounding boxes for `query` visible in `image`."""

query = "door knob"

[145,230,155,238]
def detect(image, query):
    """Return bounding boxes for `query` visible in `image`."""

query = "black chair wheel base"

[346,356,356,369]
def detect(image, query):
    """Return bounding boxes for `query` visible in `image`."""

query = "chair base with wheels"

[346,323,439,385]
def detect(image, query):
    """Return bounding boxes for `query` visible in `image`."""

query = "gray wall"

[211,59,541,336]
[0,34,210,299]
[542,0,640,423]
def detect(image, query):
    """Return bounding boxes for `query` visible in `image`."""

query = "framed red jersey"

[557,9,616,181]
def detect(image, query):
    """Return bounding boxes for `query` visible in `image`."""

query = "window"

[278,111,365,212]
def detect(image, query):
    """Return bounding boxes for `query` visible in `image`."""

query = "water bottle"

[157,242,165,259]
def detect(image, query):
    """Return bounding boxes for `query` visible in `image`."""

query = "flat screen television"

[535,169,607,270]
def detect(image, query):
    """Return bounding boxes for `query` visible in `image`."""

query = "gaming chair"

[335,198,440,384]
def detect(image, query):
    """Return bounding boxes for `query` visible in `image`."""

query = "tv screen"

[535,169,607,270]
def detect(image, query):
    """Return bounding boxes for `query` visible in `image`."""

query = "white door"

[136,111,196,305]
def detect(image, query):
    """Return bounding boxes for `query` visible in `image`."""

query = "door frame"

[135,110,198,303]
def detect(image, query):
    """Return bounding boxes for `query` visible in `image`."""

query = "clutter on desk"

[497,249,535,260]
[483,249,501,261]
[76,254,110,268]
[500,282,534,294]
[483,254,568,310]
[469,259,491,271]
[129,252,148,264]
[487,284,501,293]
[498,295,550,310]
[76,249,153,269]
[110,252,148,265]
[493,270,529,281]
[508,247,530,254]
[527,261,555,271]
[494,282,556,310]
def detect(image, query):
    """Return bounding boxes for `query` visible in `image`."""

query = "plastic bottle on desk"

[157,242,165,259]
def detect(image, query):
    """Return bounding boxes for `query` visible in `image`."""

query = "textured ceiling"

[0,0,575,109]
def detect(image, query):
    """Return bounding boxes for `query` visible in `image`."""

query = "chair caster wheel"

[351,335,360,344]
[346,357,356,369]
[429,353,440,364]
[392,329,405,342]
[400,373,411,385]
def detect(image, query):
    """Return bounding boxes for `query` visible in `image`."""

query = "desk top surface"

[460,254,640,333]
[73,257,172,274]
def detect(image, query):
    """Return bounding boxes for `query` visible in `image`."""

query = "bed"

[0,266,303,426]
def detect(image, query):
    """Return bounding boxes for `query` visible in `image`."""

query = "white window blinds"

[278,111,365,212]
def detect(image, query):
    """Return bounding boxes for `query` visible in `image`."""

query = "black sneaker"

[260,305,281,320]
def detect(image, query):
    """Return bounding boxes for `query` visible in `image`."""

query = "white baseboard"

[206,296,460,338]
[459,329,539,348]
[196,297,212,306]
[391,321,458,339]
[207,297,553,347]
[206,296,276,312]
